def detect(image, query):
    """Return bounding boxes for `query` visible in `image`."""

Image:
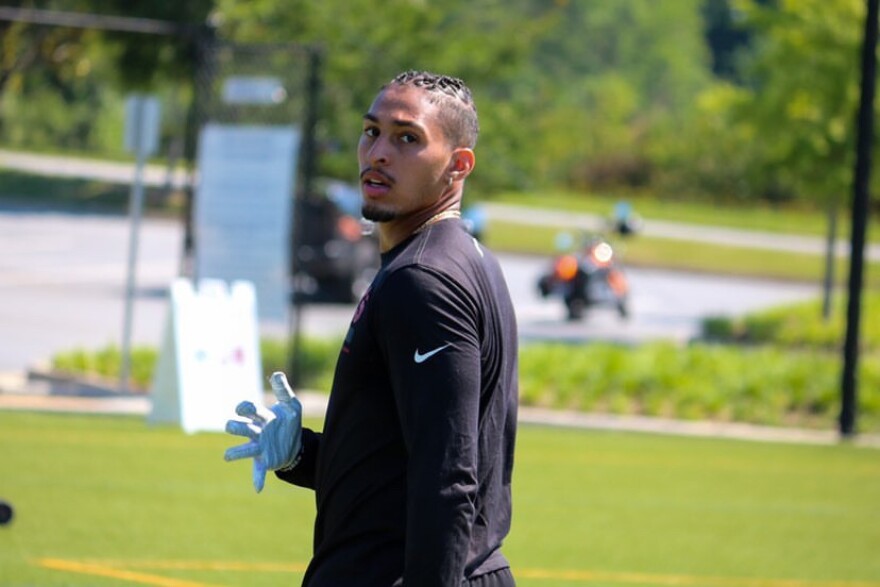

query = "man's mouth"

[360,169,393,197]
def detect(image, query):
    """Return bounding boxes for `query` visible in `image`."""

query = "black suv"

[292,180,379,303]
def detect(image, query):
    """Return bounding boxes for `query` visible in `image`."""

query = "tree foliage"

[2,0,875,209]
[732,0,866,203]
[0,0,211,152]
[214,0,712,195]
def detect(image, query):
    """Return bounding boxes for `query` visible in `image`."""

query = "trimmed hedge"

[50,337,344,393]
[701,293,880,351]
[50,337,880,433]
[518,340,880,432]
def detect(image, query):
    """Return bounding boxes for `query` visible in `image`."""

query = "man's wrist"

[278,443,304,472]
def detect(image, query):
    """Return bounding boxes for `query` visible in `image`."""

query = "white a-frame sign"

[150,278,264,433]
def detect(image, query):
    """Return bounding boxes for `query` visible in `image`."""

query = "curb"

[517,407,880,449]
[0,369,330,418]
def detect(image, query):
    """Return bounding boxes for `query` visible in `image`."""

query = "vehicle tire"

[616,298,629,319]
[537,276,552,298]
[566,297,585,321]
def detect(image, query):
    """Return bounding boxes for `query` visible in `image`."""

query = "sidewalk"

[482,202,880,261]
[2,369,878,449]
[0,148,189,189]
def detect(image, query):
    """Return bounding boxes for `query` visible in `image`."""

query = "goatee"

[362,204,397,223]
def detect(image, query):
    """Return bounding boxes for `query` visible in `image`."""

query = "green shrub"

[700,292,880,351]
[51,337,343,393]
[260,337,342,391]
[700,315,741,341]
[50,332,880,433]
[518,341,880,432]
[51,344,157,389]
[51,348,92,374]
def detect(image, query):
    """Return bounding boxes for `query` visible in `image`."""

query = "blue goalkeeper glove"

[224,371,303,493]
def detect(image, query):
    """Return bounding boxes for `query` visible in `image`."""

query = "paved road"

[3,148,876,259]
[0,207,818,374]
[508,259,816,345]
[0,208,183,372]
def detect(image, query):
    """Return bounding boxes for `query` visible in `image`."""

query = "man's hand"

[224,371,303,492]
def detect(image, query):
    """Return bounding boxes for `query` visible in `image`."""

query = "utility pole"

[840,0,878,437]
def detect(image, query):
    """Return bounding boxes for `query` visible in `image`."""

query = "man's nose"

[365,136,390,166]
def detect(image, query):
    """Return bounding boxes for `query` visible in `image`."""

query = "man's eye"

[400,133,417,144]
[364,127,379,138]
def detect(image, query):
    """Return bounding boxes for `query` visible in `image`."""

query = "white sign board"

[222,76,288,105]
[124,95,162,156]
[150,278,264,434]
[194,123,300,323]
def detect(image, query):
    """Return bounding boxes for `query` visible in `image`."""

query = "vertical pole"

[288,46,322,387]
[840,0,878,437]
[301,47,322,203]
[821,202,838,320]
[120,96,147,392]
[181,24,217,278]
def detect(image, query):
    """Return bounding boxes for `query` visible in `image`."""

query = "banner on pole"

[193,123,300,323]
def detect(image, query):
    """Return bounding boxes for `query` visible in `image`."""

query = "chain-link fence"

[182,36,321,266]
[0,11,322,269]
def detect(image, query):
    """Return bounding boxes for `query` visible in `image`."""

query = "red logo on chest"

[352,288,370,324]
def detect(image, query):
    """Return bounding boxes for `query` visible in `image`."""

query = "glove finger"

[224,441,261,462]
[253,460,268,493]
[225,419,261,440]
[269,371,296,402]
[235,401,268,426]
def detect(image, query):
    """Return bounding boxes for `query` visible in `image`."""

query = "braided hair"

[386,70,479,149]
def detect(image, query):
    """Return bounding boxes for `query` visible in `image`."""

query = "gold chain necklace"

[412,209,461,235]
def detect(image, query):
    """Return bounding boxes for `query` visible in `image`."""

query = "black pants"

[466,567,515,587]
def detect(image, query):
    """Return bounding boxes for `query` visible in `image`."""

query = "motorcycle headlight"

[592,242,613,265]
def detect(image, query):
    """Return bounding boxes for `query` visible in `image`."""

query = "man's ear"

[449,148,476,181]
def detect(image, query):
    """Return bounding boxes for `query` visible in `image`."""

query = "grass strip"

[486,219,880,288]
[0,168,181,215]
[495,190,880,241]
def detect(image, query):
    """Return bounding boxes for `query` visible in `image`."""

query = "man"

[225,70,519,587]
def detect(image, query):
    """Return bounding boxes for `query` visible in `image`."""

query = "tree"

[701,0,765,81]
[0,1,213,154]
[520,0,712,192]
[732,0,868,317]
[0,1,93,95]
[92,1,213,90]
[213,0,716,195]
[215,0,552,191]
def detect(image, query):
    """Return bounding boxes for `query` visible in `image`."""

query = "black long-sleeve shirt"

[278,218,518,586]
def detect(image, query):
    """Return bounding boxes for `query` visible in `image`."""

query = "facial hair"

[362,203,397,223]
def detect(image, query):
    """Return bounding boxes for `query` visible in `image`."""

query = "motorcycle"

[537,235,630,321]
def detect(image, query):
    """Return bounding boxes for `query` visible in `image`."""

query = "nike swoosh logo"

[413,343,451,364]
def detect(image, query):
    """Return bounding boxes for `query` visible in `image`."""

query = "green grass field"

[1,411,878,587]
